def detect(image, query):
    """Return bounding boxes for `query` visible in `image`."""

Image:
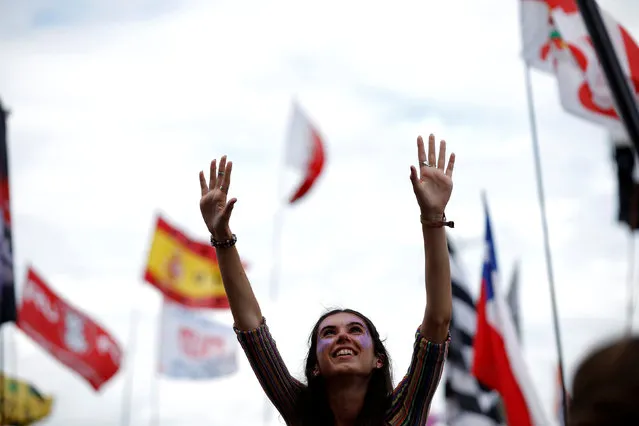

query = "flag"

[0,100,16,325]
[17,267,122,391]
[144,215,229,309]
[0,374,54,425]
[158,299,238,379]
[520,0,557,72]
[472,197,548,426]
[507,261,522,343]
[520,0,639,132]
[444,237,504,426]
[285,101,326,203]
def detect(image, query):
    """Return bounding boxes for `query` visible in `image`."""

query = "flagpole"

[522,63,569,423]
[120,308,140,426]
[149,301,163,426]
[626,233,636,334]
[262,101,295,426]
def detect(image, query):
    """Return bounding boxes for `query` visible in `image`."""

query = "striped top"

[235,318,449,425]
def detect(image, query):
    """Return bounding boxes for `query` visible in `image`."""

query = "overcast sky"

[2,0,639,425]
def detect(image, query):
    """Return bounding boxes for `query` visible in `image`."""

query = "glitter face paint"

[354,332,372,349]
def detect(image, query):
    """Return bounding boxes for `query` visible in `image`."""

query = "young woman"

[198,134,455,425]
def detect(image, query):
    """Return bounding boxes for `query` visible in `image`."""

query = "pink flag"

[285,101,326,203]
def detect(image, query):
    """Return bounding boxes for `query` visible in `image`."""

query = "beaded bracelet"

[210,233,237,248]
[420,213,455,228]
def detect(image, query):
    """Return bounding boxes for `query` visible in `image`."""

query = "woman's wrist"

[211,226,233,240]
[420,211,454,229]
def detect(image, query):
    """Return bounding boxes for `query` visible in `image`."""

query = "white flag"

[285,100,327,204]
[158,300,238,380]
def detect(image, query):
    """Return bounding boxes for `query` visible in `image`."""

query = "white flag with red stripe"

[520,0,639,133]
[285,101,326,204]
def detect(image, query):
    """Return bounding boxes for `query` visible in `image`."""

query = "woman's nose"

[336,330,351,342]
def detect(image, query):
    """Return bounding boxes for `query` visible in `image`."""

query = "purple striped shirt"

[235,318,449,425]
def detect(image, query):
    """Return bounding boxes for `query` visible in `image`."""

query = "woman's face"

[315,312,382,378]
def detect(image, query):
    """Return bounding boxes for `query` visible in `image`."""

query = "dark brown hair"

[568,336,639,426]
[295,308,393,426]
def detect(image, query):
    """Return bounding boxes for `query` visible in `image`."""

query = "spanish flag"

[144,215,229,308]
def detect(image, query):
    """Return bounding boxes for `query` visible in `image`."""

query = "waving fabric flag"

[0,100,16,325]
[158,299,238,380]
[444,237,504,426]
[17,267,123,391]
[285,101,326,204]
[472,198,548,426]
[520,0,639,133]
[144,215,229,309]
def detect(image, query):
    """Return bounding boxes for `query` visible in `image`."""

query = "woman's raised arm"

[409,134,455,343]
[198,155,262,331]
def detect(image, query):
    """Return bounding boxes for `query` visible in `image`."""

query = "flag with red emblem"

[144,215,229,309]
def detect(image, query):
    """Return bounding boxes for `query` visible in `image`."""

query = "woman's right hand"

[199,155,236,239]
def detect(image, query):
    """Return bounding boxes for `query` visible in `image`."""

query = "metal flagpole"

[149,303,163,426]
[626,233,637,334]
[521,62,570,423]
[120,308,140,426]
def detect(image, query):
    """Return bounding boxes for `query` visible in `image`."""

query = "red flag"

[17,267,122,391]
[285,101,326,203]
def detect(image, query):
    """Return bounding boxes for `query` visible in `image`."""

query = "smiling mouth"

[332,348,357,358]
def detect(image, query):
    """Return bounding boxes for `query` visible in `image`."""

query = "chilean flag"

[472,196,549,426]
[285,101,326,204]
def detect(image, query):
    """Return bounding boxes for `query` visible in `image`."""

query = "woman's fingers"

[417,136,427,176]
[199,171,208,196]
[208,159,217,191]
[220,198,237,221]
[220,161,232,194]
[428,134,437,168]
[218,156,227,184]
[437,140,446,171]
[445,153,455,178]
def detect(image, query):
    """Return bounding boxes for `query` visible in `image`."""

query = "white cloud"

[2,0,639,424]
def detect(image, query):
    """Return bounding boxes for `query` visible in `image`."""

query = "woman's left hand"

[409,134,455,216]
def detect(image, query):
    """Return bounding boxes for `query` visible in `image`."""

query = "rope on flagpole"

[521,62,570,423]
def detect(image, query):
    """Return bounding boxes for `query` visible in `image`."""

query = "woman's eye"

[350,327,363,333]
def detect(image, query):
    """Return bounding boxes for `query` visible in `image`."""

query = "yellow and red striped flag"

[144,215,229,309]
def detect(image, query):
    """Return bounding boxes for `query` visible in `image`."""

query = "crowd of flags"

[0,97,327,424]
[2,0,638,424]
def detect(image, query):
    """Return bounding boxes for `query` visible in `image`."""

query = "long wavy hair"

[295,308,393,426]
